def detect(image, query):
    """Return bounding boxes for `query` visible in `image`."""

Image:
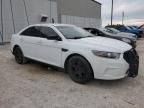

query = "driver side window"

[40,27,58,38]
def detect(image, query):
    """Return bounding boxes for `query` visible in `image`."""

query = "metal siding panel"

[92,18,96,27]
[98,19,102,28]
[85,18,89,27]
[61,15,66,23]
[11,0,28,33]
[90,18,93,27]
[51,1,58,23]
[66,15,71,24]
[87,18,90,27]
[81,17,85,27]
[0,0,2,43]
[73,16,76,25]
[84,17,87,27]
[94,19,97,27]
[68,15,72,24]
[95,19,98,27]
[61,14,101,28]
[74,17,79,26]
[58,0,101,19]
[78,17,82,27]
[25,0,50,24]
[70,16,74,25]
[2,0,14,42]
[90,18,94,27]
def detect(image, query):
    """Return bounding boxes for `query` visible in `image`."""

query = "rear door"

[20,26,44,59]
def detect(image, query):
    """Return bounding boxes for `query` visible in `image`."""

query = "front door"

[37,26,62,67]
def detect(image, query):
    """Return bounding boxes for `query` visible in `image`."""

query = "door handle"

[62,48,68,52]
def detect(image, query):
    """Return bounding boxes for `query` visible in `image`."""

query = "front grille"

[123,49,139,77]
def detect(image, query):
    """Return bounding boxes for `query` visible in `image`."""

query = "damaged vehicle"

[11,24,139,84]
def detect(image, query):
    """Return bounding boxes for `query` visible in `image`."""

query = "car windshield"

[55,26,94,39]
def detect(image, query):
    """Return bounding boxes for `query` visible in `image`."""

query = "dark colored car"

[84,27,137,48]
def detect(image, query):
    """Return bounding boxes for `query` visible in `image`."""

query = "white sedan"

[11,24,139,84]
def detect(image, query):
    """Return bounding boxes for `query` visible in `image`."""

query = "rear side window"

[20,26,43,37]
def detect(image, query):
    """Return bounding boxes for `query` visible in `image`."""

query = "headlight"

[92,50,120,59]
[121,38,131,43]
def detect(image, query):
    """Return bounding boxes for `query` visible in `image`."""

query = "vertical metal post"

[122,11,124,25]
[50,0,51,23]
[0,0,4,44]
[10,0,16,33]
[111,0,113,25]
[23,0,29,25]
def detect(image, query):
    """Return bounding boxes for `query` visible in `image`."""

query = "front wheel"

[66,56,93,84]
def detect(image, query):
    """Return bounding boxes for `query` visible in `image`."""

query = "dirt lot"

[0,39,144,108]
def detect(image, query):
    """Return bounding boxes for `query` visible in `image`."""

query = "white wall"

[0,0,101,43]
[1,0,14,42]
[61,15,101,28]
[0,0,2,43]
[12,0,29,33]
[0,0,58,42]
[25,0,50,24]
[51,0,58,23]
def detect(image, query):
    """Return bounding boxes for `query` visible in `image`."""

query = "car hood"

[110,33,136,41]
[68,37,132,53]
[118,32,135,37]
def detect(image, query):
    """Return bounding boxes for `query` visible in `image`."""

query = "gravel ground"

[0,39,144,108]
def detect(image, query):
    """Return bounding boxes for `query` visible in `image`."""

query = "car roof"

[28,23,76,27]
[17,23,77,35]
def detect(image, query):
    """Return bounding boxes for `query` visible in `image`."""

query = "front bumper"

[124,49,139,77]
[89,54,129,80]
[89,49,139,80]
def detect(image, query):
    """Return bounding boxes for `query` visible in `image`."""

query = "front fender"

[61,50,92,69]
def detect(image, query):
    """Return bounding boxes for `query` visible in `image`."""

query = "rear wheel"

[66,56,93,84]
[14,47,27,64]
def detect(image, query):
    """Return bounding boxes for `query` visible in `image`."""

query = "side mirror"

[47,35,62,41]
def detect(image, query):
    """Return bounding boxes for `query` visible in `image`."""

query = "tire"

[66,56,93,84]
[14,47,27,64]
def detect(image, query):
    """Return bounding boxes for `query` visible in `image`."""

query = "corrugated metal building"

[0,0,101,43]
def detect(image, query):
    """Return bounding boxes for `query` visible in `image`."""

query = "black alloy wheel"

[66,56,93,84]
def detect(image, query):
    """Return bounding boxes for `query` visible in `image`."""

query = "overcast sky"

[96,0,144,26]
